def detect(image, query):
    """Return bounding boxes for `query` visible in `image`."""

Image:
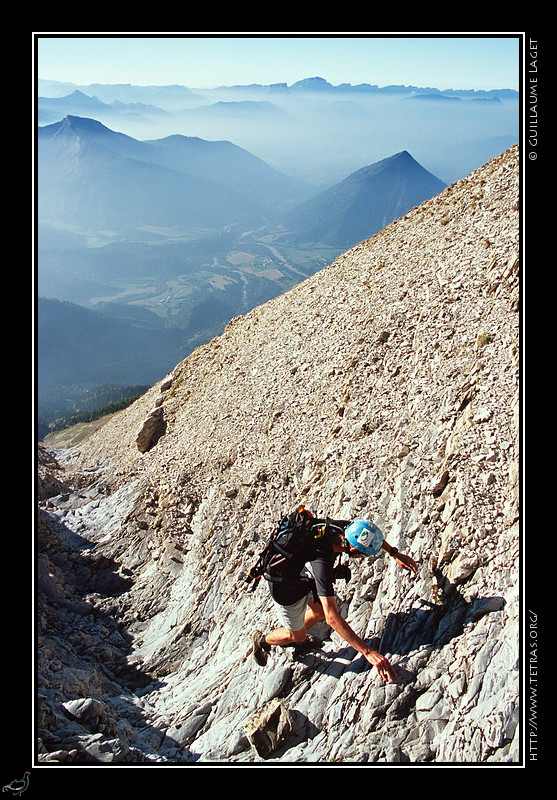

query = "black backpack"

[245,508,348,591]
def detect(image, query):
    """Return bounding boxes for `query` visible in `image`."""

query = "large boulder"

[136,406,166,453]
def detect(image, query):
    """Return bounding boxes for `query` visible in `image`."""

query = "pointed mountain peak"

[392,150,414,161]
[66,89,97,101]
[283,150,446,249]
[39,115,117,142]
[61,115,112,133]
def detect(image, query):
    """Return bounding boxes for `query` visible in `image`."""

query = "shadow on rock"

[37,509,174,762]
[379,581,506,659]
[290,576,505,687]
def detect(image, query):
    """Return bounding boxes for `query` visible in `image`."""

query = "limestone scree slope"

[38,144,520,764]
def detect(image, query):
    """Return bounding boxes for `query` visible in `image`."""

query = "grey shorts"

[272,592,312,632]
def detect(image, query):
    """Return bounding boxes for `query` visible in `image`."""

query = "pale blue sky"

[35,34,521,91]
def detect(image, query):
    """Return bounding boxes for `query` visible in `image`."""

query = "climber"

[251,517,418,683]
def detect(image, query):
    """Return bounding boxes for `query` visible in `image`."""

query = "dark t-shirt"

[269,534,337,606]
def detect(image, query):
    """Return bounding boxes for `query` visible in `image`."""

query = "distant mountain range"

[281,76,518,98]
[38,81,204,109]
[37,115,308,235]
[37,115,445,249]
[38,77,518,103]
[280,150,446,248]
[37,78,519,189]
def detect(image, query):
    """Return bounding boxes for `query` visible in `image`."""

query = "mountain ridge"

[37,145,520,764]
[37,115,286,231]
[40,115,304,203]
[39,77,519,100]
[37,78,519,189]
[280,150,446,248]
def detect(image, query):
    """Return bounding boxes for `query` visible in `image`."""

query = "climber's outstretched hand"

[365,649,397,683]
[394,552,418,574]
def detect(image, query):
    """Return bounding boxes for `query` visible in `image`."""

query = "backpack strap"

[244,514,351,591]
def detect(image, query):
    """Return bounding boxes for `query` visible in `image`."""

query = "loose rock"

[37,146,520,764]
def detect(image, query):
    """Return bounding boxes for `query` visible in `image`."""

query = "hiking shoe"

[291,634,320,659]
[251,630,271,666]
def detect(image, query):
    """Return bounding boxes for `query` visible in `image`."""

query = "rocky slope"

[37,144,520,765]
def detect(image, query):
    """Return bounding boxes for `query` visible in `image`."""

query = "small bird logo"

[2,773,30,797]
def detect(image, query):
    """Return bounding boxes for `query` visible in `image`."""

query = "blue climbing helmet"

[344,519,383,556]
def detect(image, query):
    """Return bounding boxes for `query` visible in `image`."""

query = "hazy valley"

[36,77,519,430]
